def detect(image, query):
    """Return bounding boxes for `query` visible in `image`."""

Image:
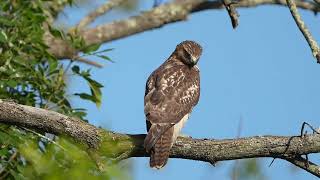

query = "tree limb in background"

[286,0,320,63]
[76,0,127,30]
[283,156,320,177]
[46,0,320,60]
[313,0,320,5]
[1,100,320,177]
[222,0,239,28]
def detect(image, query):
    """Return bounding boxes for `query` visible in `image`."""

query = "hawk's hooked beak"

[191,55,198,65]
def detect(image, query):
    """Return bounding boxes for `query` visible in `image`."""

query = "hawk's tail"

[149,127,173,169]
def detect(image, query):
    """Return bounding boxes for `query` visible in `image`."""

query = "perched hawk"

[144,40,202,169]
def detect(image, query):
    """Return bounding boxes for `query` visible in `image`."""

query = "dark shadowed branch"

[222,0,239,28]
[0,100,320,177]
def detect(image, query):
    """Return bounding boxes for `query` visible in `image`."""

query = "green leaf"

[85,77,104,88]
[0,16,14,26]
[98,48,114,53]
[82,44,101,53]
[0,148,9,156]
[88,84,102,108]
[6,80,17,88]
[0,30,8,43]
[71,65,80,74]
[96,55,114,63]
[71,108,87,119]
[48,26,64,39]
[49,59,58,73]
[75,74,103,108]
[74,93,95,102]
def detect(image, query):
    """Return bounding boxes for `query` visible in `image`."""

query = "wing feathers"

[144,59,201,169]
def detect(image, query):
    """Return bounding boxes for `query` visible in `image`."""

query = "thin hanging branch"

[70,55,103,68]
[222,0,240,28]
[286,0,320,63]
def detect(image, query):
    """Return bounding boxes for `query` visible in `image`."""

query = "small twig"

[64,60,74,75]
[222,0,240,28]
[286,0,320,63]
[304,154,310,168]
[284,156,320,178]
[76,0,127,29]
[70,56,103,68]
[298,122,320,171]
[268,158,277,167]
[20,127,66,151]
[111,150,132,163]
[300,122,320,137]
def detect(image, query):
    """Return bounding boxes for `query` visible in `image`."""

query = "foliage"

[0,125,129,180]
[0,0,117,179]
[0,0,108,120]
[230,159,266,180]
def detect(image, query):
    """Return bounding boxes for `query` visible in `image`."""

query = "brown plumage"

[144,40,203,169]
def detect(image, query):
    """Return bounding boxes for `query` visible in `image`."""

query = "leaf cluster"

[0,1,119,179]
[0,125,129,180]
[0,0,108,119]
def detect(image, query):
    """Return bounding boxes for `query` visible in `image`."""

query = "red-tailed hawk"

[144,40,202,169]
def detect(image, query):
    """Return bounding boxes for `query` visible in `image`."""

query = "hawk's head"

[175,40,202,66]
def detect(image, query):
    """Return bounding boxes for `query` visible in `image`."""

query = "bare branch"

[46,0,320,60]
[1,100,320,177]
[222,0,240,28]
[70,56,103,68]
[78,0,319,45]
[284,156,320,178]
[286,0,320,63]
[76,0,127,30]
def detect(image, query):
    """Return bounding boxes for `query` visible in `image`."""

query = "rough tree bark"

[1,100,320,177]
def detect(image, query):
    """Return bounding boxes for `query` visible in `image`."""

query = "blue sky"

[58,0,320,179]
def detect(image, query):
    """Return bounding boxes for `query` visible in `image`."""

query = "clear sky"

[58,0,320,179]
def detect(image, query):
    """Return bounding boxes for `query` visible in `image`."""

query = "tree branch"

[222,0,240,29]
[1,100,320,177]
[76,0,127,30]
[286,0,320,63]
[69,56,103,68]
[46,0,320,60]
[283,156,320,177]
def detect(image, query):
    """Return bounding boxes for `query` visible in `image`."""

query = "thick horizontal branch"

[0,100,320,177]
[47,0,320,59]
